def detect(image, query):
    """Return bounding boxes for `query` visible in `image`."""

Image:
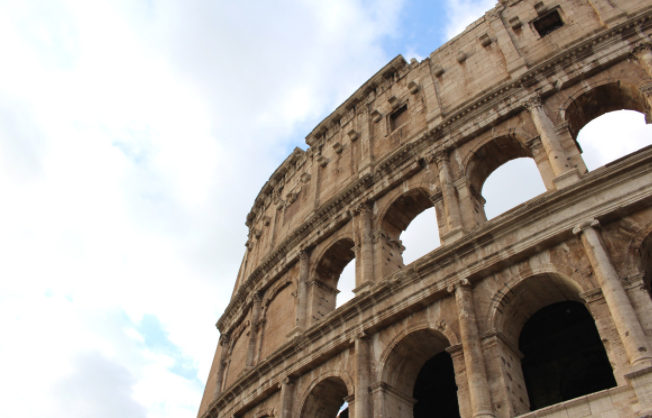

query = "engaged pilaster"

[354,332,371,418]
[434,150,464,244]
[289,250,311,338]
[573,219,652,367]
[213,334,230,400]
[356,203,375,293]
[245,292,263,368]
[280,377,295,418]
[450,279,495,418]
[524,95,580,189]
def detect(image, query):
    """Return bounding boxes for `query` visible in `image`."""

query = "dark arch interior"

[301,377,348,418]
[413,351,460,418]
[565,82,650,139]
[519,301,616,411]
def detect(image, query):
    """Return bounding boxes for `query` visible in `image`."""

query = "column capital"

[523,94,543,111]
[433,149,451,164]
[573,218,601,235]
[447,278,471,293]
[371,229,388,244]
[299,249,311,259]
[429,190,443,204]
[356,201,374,215]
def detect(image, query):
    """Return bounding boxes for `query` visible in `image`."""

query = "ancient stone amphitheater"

[198,1,652,417]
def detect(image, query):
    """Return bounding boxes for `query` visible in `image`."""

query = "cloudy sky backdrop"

[0,0,650,417]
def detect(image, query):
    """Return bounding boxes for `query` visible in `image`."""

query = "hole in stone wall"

[577,110,652,171]
[390,105,409,131]
[519,301,616,411]
[482,158,546,220]
[533,10,564,37]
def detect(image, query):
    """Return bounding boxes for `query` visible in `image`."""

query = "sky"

[0,1,650,418]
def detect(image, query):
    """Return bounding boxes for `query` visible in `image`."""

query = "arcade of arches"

[200,4,652,418]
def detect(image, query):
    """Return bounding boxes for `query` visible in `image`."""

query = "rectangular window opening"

[534,10,564,37]
[390,105,409,132]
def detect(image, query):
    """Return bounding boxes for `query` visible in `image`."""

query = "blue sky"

[0,1,649,418]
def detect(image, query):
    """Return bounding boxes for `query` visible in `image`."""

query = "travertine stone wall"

[198,0,652,417]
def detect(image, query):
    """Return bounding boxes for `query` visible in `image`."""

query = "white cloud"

[0,0,407,417]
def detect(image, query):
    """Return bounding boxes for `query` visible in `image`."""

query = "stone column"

[290,250,310,336]
[573,219,652,366]
[451,279,494,418]
[246,292,262,368]
[213,334,230,400]
[524,95,580,189]
[355,332,371,418]
[280,377,295,418]
[526,136,555,191]
[357,204,375,290]
[435,150,464,243]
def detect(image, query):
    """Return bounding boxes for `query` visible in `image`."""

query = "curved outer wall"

[199,1,652,418]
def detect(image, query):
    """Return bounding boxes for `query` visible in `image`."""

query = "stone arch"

[485,267,616,412]
[376,325,461,418]
[559,79,651,140]
[375,186,437,276]
[310,235,356,289]
[307,235,357,322]
[262,278,295,315]
[377,325,452,394]
[485,266,588,343]
[297,372,354,418]
[377,187,434,241]
[463,130,538,199]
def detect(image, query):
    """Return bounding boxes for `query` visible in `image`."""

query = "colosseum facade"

[197,1,652,417]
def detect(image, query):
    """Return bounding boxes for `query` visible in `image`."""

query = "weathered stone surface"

[198,1,652,418]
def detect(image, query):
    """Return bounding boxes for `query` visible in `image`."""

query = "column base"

[358,164,374,177]
[441,227,464,245]
[426,113,443,130]
[286,326,305,339]
[625,365,652,412]
[553,168,581,189]
[353,281,373,296]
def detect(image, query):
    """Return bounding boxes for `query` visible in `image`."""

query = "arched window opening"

[576,110,652,171]
[380,189,437,278]
[519,301,616,411]
[381,329,458,418]
[312,238,356,320]
[300,377,349,418]
[482,158,546,220]
[337,261,355,307]
[413,351,459,418]
[401,209,440,265]
[466,135,547,224]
